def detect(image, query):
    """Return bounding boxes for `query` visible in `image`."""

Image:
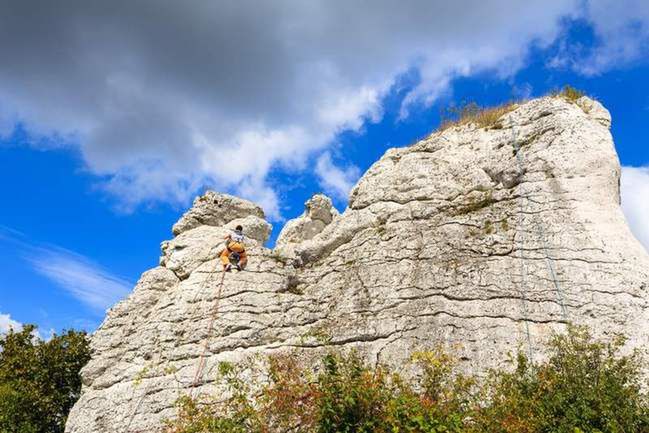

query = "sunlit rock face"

[65,96,649,433]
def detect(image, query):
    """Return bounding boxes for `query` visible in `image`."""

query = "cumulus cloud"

[1,1,646,216]
[0,312,22,334]
[315,153,361,202]
[0,1,586,216]
[621,166,649,253]
[550,0,649,75]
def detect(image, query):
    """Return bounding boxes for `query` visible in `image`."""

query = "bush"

[164,349,473,433]
[473,326,649,433]
[164,327,649,433]
[0,325,91,433]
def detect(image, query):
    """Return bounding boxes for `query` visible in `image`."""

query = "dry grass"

[551,85,593,113]
[439,101,520,132]
[550,84,585,102]
[437,85,589,133]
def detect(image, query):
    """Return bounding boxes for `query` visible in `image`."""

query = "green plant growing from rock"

[162,326,649,433]
[454,190,497,216]
[300,324,333,345]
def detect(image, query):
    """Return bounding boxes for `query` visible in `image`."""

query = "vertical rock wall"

[66,96,649,432]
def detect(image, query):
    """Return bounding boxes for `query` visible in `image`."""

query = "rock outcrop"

[275,194,339,257]
[65,96,649,433]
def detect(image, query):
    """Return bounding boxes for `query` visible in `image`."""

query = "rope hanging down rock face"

[191,269,227,392]
[125,265,227,432]
[511,123,570,359]
[512,126,535,360]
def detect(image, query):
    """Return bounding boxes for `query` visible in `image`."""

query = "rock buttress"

[65,96,649,433]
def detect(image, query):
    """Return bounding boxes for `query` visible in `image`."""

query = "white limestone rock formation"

[275,194,339,257]
[172,191,266,236]
[65,96,649,433]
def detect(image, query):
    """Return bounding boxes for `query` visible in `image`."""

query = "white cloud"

[0,313,22,334]
[315,153,361,203]
[26,246,132,312]
[621,166,649,253]
[0,227,132,313]
[0,313,47,340]
[1,2,647,216]
[549,0,649,75]
[0,1,590,216]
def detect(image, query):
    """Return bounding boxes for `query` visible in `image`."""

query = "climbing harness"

[229,251,241,266]
[511,123,570,359]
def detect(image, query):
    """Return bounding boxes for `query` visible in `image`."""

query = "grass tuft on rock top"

[551,84,586,103]
[163,326,649,433]
[439,100,519,131]
[438,85,590,132]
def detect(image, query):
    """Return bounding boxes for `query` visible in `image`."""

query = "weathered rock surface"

[275,194,339,257]
[65,96,649,433]
[172,191,266,236]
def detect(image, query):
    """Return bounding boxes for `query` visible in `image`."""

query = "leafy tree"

[0,325,91,433]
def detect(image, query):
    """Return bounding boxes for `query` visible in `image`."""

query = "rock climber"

[220,225,247,272]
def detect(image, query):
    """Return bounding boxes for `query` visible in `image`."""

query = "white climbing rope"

[511,122,570,358]
[512,126,535,360]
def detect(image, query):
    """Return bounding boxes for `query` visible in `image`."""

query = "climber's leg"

[238,251,247,270]
[220,249,231,271]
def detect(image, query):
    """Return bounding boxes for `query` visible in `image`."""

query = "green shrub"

[164,327,649,433]
[473,326,649,433]
[0,325,91,433]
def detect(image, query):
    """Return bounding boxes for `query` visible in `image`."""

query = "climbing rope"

[190,268,227,392]
[512,126,534,360]
[124,264,226,432]
[512,125,568,332]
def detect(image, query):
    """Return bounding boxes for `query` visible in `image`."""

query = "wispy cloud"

[26,246,132,312]
[315,153,361,203]
[621,166,649,253]
[1,227,132,313]
[548,2,649,76]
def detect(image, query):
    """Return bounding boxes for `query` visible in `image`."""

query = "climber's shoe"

[224,264,232,272]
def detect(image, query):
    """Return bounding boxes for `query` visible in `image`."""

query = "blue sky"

[1,1,648,336]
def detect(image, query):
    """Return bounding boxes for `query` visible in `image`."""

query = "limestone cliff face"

[65,96,649,432]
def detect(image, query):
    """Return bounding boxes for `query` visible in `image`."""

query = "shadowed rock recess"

[65,96,649,432]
